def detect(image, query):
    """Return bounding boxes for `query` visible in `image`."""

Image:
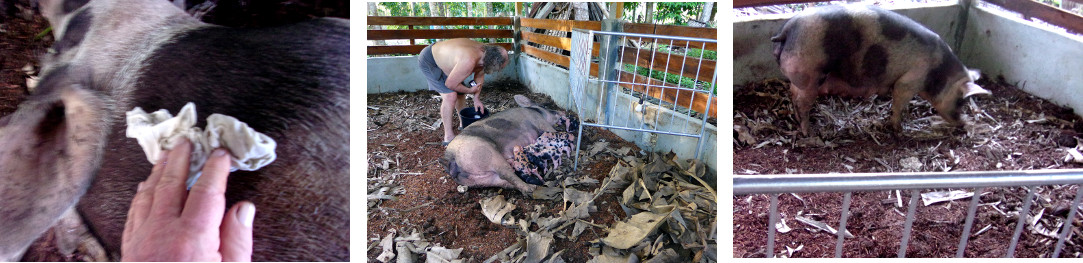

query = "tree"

[369,2,385,45]
[694,2,714,27]
[646,2,654,24]
[573,2,588,21]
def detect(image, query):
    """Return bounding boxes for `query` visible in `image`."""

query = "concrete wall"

[959,4,1083,118]
[733,3,964,85]
[366,55,520,94]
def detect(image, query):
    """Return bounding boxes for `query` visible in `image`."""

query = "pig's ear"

[514,95,535,107]
[0,83,108,258]
[35,0,91,28]
[963,82,991,97]
[967,69,981,81]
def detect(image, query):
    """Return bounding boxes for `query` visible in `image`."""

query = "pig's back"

[78,18,350,261]
[776,5,949,87]
[460,108,549,153]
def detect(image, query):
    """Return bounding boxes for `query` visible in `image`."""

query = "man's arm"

[470,68,486,113]
[444,56,479,94]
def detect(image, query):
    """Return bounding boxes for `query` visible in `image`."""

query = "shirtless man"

[418,38,509,144]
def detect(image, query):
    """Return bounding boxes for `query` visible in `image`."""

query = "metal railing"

[568,29,716,170]
[734,169,1083,258]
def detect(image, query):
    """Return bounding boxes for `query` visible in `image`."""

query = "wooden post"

[599,18,624,124]
[408,25,415,45]
[513,16,521,57]
[515,2,523,17]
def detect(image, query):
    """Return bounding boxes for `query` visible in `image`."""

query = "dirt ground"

[733,77,1083,257]
[0,4,49,119]
[367,79,717,262]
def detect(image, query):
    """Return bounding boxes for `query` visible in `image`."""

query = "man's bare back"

[420,38,508,144]
[432,39,485,77]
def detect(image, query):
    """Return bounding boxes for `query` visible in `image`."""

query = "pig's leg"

[789,83,818,135]
[449,142,537,194]
[889,75,923,132]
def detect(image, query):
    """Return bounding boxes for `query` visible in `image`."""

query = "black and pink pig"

[771,5,990,135]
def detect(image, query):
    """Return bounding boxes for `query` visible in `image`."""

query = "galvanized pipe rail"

[568,29,716,170]
[734,169,1083,258]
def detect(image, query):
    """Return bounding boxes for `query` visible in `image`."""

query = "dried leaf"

[794,214,853,238]
[602,210,672,249]
[643,248,680,263]
[480,195,517,226]
[426,246,464,263]
[734,124,757,145]
[571,221,589,239]
[565,202,595,219]
[376,230,396,263]
[532,186,563,200]
[587,253,636,263]
[563,188,593,205]
[588,141,610,156]
[921,190,975,206]
[525,232,554,263]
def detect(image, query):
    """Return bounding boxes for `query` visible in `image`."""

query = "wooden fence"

[367,16,718,118]
[367,16,514,55]
[522,19,716,118]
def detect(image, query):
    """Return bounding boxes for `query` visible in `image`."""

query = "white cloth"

[125,102,277,188]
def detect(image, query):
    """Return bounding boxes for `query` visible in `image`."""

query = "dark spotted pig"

[0,0,347,260]
[771,5,990,134]
[444,95,577,194]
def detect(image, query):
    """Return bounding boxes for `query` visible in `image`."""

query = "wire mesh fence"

[569,29,716,170]
[734,169,1083,258]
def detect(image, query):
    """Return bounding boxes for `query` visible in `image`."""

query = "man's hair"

[481,45,507,74]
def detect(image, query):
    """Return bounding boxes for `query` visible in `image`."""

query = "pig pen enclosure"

[366,6,719,262]
[733,0,1083,258]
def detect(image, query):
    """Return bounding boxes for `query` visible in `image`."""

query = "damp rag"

[125,102,277,188]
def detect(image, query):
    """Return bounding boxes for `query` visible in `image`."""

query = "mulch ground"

[366,79,647,262]
[733,76,1083,258]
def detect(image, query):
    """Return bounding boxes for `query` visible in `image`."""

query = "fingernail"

[238,202,255,228]
[213,148,228,157]
[137,182,146,191]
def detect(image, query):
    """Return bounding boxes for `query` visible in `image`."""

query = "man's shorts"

[418,45,455,94]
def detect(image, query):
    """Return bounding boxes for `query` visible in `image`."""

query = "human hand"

[122,139,256,262]
[473,99,485,114]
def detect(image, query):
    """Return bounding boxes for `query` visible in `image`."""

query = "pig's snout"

[556,115,579,132]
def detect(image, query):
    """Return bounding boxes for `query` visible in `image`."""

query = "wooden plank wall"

[366,16,514,55]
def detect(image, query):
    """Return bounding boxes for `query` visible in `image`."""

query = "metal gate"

[568,29,717,169]
[734,169,1083,258]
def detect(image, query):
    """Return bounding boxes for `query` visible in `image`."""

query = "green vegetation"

[657,44,716,60]
[623,2,715,27]
[621,64,715,94]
